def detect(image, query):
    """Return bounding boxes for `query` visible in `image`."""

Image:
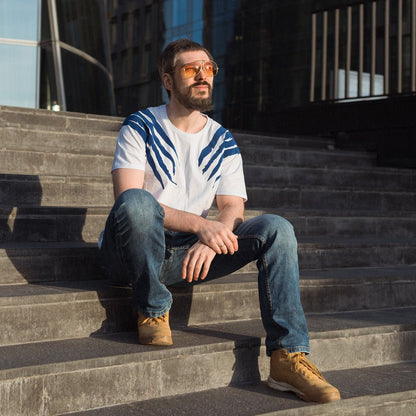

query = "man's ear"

[162,73,174,93]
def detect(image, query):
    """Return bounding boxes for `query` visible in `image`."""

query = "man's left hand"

[181,241,217,282]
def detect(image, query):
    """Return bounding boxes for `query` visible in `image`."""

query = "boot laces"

[144,314,168,326]
[291,353,326,381]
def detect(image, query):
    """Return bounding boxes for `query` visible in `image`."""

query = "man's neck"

[166,102,207,134]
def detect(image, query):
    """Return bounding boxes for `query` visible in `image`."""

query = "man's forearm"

[160,203,208,234]
[214,204,244,231]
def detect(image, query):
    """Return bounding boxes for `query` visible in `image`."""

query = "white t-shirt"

[112,105,247,218]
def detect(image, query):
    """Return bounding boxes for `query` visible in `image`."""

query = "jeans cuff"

[138,298,172,318]
[267,345,310,356]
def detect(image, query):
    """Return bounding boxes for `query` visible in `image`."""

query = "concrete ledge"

[0,324,415,415]
[60,364,416,416]
[259,390,416,416]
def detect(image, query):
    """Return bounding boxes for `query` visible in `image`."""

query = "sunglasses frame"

[177,60,219,79]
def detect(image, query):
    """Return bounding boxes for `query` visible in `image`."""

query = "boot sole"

[267,376,341,403]
[138,336,173,346]
[267,376,307,400]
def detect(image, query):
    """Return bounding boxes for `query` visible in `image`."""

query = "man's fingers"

[199,260,212,281]
[182,243,216,281]
[217,233,238,255]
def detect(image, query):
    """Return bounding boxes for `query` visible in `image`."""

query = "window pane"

[61,48,113,115]
[0,0,39,40]
[0,43,38,108]
[55,0,108,66]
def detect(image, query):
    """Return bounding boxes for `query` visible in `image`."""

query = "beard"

[172,80,213,112]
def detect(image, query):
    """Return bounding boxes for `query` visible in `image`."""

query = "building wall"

[0,0,115,115]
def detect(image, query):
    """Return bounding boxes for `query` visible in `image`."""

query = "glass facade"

[0,0,115,115]
[108,0,416,134]
[0,0,41,108]
[108,0,315,127]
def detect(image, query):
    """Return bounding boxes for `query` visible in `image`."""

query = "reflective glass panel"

[0,43,38,108]
[56,0,107,66]
[61,48,113,115]
[0,0,40,40]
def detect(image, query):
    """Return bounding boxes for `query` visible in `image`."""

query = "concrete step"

[240,146,375,168]
[246,186,416,212]
[0,127,338,155]
[1,266,415,345]
[0,148,113,177]
[2,238,416,285]
[62,363,416,416]
[0,206,110,243]
[1,106,337,151]
[244,165,416,191]
[0,309,414,415]
[2,206,416,243]
[1,238,415,285]
[1,143,374,179]
[4,171,416,212]
[0,105,123,135]
[233,131,336,150]
[0,174,113,207]
[0,126,117,155]
[0,242,100,285]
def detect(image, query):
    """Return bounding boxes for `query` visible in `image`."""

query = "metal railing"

[310,0,416,102]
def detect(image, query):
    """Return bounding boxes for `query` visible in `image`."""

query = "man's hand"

[196,219,239,255]
[182,241,217,282]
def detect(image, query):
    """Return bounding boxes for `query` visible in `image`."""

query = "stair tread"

[60,362,416,416]
[1,235,415,250]
[2,264,416,303]
[2,205,416,218]
[0,307,414,376]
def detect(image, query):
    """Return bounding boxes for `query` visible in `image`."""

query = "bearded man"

[99,39,341,404]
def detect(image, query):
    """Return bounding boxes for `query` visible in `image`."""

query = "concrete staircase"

[0,105,415,416]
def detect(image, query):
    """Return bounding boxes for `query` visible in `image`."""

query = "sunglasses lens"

[179,61,219,78]
[204,62,218,76]
[181,64,200,79]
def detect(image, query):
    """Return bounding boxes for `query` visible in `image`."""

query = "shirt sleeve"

[112,123,147,171]
[216,138,248,202]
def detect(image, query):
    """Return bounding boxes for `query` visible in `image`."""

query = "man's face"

[170,50,215,112]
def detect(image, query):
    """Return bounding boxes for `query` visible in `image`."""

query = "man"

[99,38,340,404]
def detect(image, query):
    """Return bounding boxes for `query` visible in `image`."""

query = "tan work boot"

[267,349,341,403]
[138,311,173,346]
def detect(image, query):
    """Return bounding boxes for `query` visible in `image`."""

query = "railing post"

[371,1,377,96]
[322,11,328,100]
[359,3,364,97]
[385,0,390,95]
[413,0,416,92]
[310,13,317,102]
[398,0,403,94]
[346,6,352,98]
[334,8,340,100]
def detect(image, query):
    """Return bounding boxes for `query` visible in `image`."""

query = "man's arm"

[112,168,144,200]
[113,169,243,255]
[181,194,245,282]
[113,168,245,281]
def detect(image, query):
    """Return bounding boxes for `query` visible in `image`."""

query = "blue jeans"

[99,189,310,355]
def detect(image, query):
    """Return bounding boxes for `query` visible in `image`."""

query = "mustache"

[190,81,211,89]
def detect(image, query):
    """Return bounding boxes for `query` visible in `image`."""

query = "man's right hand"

[196,219,238,255]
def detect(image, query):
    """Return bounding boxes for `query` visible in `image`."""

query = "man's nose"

[195,66,208,80]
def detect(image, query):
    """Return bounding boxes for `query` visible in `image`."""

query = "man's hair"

[158,38,214,78]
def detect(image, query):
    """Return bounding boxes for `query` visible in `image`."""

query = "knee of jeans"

[261,214,297,248]
[116,188,164,228]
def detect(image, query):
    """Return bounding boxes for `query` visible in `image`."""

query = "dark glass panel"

[55,0,108,66]
[41,0,52,42]
[61,48,113,115]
